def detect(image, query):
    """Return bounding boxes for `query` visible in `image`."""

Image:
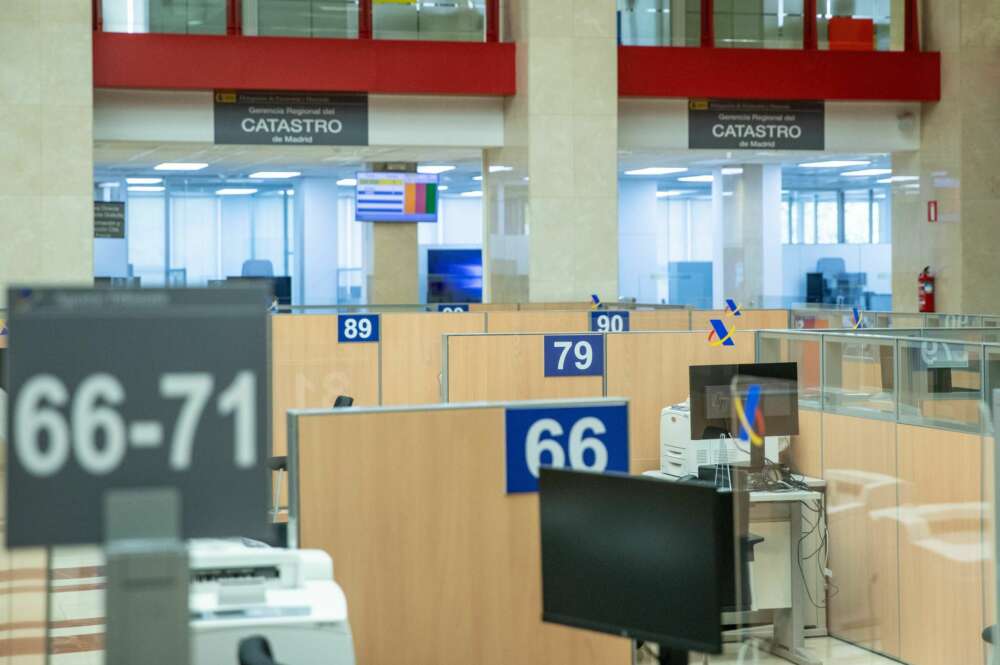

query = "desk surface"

[641,470,824,504]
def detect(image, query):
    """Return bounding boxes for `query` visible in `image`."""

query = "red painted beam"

[618,46,940,101]
[94,32,516,96]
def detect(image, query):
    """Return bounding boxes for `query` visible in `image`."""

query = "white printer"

[660,400,787,478]
[189,540,355,665]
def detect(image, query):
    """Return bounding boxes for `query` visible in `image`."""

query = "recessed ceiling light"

[439,185,449,191]
[128,185,165,193]
[624,167,688,176]
[656,190,684,198]
[877,175,918,184]
[154,162,209,172]
[216,188,258,196]
[460,190,483,198]
[489,165,513,173]
[98,182,121,188]
[841,168,892,177]
[798,160,871,169]
[902,183,920,189]
[473,175,483,181]
[249,171,301,179]
[418,165,456,175]
[721,168,744,176]
[337,178,357,187]
[678,175,714,183]
[126,177,162,185]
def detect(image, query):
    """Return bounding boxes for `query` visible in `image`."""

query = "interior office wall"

[782,243,892,302]
[294,178,339,305]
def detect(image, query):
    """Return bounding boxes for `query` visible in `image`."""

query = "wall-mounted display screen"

[355,172,439,223]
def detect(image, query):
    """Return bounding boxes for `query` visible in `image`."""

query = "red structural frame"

[93,32,516,96]
[618,46,939,101]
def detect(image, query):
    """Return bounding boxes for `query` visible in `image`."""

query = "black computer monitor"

[539,468,728,660]
[689,362,798,470]
[689,362,799,441]
[226,276,292,306]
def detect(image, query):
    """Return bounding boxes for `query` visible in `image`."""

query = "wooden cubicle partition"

[691,309,789,332]
[444,334,603,403]
[896,424,985,665]
[470,303,518,312]
[517,301,594,311]
[271,315,380,455]
[822,413,900,659]
[785,409,823,479]
[379,312,486,405]
[485,310,590,333]
[605,331,755,472]
[291,402,631,665]
[629,309,690,331]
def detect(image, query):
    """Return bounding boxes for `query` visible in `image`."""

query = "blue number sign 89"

[505,404,628,493]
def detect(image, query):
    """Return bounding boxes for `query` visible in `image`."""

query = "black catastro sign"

[214,90,369,146]
[689,99,825,150]
[94,201,125,239]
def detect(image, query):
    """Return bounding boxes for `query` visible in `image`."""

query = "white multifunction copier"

[660,399,787,478]
[189,539,355,665]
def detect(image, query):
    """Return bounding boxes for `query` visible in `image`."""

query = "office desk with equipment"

[643,470,826,665]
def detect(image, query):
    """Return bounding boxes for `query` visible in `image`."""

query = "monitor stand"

[658,647,688,664]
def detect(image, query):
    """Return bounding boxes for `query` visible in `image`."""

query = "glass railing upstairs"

[618,0,911,51]
[100,0,497,41]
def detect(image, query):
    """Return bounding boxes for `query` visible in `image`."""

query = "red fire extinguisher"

[918,266,936,313]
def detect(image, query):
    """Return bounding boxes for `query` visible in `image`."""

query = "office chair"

[239,636,283,665]
[242,259,275,278]
[270,396,355,520]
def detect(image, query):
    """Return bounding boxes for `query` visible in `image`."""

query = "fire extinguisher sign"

[928,200,938,223]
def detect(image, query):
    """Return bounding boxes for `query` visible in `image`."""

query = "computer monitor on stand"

[539,468,728,664]
[688,362,799,475]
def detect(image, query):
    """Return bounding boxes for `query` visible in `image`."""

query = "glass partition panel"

[758,331,823,408]
[890,312,926,328]
[374,0,485,41]
[984,315,1000,328]
[925,313,984,328]
[103,0,227,33]
[823,334,896,418]
[898,338,983,432]
[618,0,680,46]
[715,0,804,49]
[249,0,358,38]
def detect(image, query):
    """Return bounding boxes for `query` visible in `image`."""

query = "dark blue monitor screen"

[427,249,482,304]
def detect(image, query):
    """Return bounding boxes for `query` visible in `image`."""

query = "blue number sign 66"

[505,403,629,494]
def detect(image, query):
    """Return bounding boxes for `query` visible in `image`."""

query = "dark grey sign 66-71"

[689,99,825,151]
[214,90,369,146]
[5,287,271,547]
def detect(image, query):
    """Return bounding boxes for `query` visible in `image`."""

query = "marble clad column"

[0,0,93,307]
[891,1,1000,312]
[484,0,619,303]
